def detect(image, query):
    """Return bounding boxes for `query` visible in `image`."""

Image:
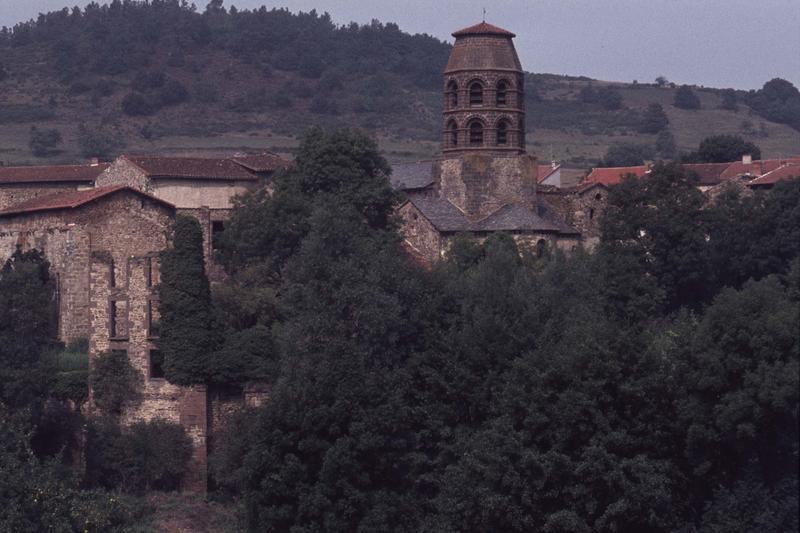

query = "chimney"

[742,154,752,165]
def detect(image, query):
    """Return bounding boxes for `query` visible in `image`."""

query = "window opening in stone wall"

[148,299,160,338]
[589,207,595,220]
[109,259,116,287]
[149,349,165,379]
[110,300,128,338]
[212,221,225,251]
[536,239,547,258]
[595,193,603,201]
[447,80,458,108]
[145,257,153,288]
[497,120,509,145]
[447,120,458,147]
[52,273,60,338]
[496,80,508,106]
[469,120,484,146]
[469,82,483,105]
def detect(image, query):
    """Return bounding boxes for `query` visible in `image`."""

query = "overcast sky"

[1,0,798,90]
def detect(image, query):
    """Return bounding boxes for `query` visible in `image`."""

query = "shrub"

[85,417,193,493]
[28,126,62,157]
[157,79,189,106]
[131,70,166,92]
[121,92,157,116]
[638,103,669,133]
[77,122,125,159]
[674,85,701,109]
[90,350,140,416]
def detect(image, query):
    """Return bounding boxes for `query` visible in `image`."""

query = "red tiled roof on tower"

[452,22,516,38]
[0,163,109,184]
[0,185,174,216]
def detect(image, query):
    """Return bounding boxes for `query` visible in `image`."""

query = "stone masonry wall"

[89,252,208,492]
[398,201,443,264]
[95,158,151,191]
[0,213,92,341]
[438,153,537,220]
[0,183,89,211]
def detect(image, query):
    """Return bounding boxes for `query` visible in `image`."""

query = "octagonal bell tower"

[443,22,526,155]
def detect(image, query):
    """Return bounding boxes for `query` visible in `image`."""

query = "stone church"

[0,21,604,491]
[393,22,601,263]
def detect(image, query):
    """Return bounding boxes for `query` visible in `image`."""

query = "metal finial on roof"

[483,7,486,22]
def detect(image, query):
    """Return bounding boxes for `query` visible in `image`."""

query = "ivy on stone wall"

[158,214,221,385]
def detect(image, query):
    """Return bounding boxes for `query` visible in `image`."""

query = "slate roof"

[125,156,259,180]
[452,22,516,38]
[390,161,437,190]
[408,195,578,235]
[0,185,174,217]
[0,163,109,184]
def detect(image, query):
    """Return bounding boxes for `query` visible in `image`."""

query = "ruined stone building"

[393,22,603,262]
[0,152,288,490]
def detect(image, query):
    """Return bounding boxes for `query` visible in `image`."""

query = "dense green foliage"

[85,417,192,493]
[0,248,56,409]
[90,349,141,416]
[745,78,800,131]
[0,251,161,530]
[204,130,799,532]
[683,134,762,163]
[158,214,222,385]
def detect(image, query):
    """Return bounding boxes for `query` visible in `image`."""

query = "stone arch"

[468,79,485,106]
[446,80,459,109]
[446,119,459,148]
[467,118,485,146]
[536,238,547,258]
[495,118,511,146]
[496,79,511,106]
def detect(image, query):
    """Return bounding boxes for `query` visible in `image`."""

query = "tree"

[0,248,55,408]
[599,143,654,167]
[673,85,701,109]
[601,162,712,310]
[745,78,800,131]
[685,134,761,163]
[638,102,669,133]
[655,129,677,158]
[158,215,222,385]
[77,122,124,159]
[720,88,738,111]
[28,126,62,157]
[655,75,668,87]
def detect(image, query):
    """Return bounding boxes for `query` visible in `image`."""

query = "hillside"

[1,1,798,169]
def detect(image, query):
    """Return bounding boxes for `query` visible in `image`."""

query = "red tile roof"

[452,22,516,38]
[125,156,258,180]
[231,152,291,173]
[747,164,800,187]
[0,185,174,217]
[585,165,649,185]
[719,157,800,179]
[0,163,109,184]
[680,163,731,185]
[537,164,561,184]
